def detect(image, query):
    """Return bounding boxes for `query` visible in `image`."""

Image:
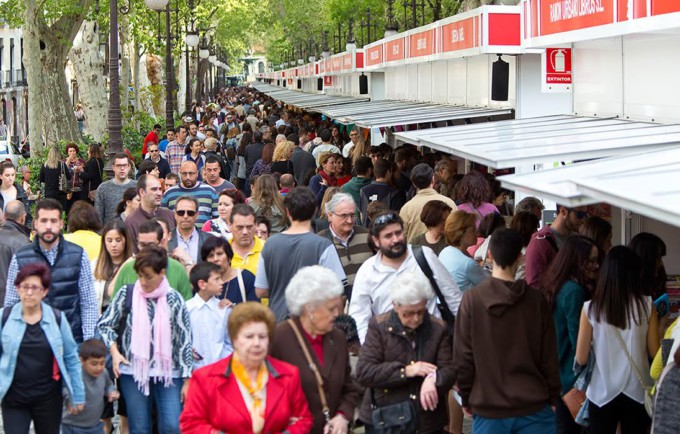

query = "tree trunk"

[132,39,142,130]
[24,0,44,155]
[195,59,209,105]
[69,20,108,142]
[146,54,163,117]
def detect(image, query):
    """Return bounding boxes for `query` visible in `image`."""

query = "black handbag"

[369,389,418,434]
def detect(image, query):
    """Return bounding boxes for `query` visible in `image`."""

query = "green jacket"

[112,257,192,301]
[341,176,373,208]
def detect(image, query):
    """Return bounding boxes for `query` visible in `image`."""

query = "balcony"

[3,70,9,88]
[13,69,22,87]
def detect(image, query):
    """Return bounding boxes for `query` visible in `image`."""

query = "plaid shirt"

[166,140,186,174]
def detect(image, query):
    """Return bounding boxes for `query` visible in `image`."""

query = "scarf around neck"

[319,170,337,187]
[130,277,173,395]
[231,354,268,434]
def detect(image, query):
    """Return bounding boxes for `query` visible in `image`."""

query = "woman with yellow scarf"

[181,302,313,433]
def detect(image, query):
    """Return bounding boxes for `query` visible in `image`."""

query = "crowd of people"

[0,85,678,434]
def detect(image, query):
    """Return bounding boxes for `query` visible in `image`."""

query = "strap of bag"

[236,269,247,303]
[412,245,455,325]
[287,319,331,422]
[613,328,652,389]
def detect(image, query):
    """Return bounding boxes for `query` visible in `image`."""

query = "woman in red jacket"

[180,302,313,434]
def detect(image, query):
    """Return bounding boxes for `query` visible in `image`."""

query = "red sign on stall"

[652,0,680,15]
[342,53,353,71]
[539,0,615,36]
[366,44,383,66]
[441,17,477,52]
[409,29,435,58]
[385,38,405,62]
[545,48,572,84]
[324,76,333,86]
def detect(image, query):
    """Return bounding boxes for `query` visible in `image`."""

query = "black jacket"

[78,157,104,196]
[0,182,33,228]
[15,236,86,343]
[0,219,30,303]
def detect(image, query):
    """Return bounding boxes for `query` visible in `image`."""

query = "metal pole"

[107,0,122,170]
[165,4,174,128]
[411,0,417,28]
[185,32,191,112]
[367,7,371,44]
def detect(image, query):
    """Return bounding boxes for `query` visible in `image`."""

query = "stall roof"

[499,147,680,228]
[394,115,680,168]
[321,100,512,128]
[252,82,511,126]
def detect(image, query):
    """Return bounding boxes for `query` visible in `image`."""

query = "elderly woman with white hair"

[269,266,361,434]
[355,271,455,434]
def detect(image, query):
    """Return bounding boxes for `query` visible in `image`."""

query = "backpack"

[2,304,62,327]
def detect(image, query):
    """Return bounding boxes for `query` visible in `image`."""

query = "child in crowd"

[186,262,234,370]
[61,339,119,434]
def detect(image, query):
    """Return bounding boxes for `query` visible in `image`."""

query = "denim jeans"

[473,405,557,434]
[61,421,104,434]
[118,374,182,434]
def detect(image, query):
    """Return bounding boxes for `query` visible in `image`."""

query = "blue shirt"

[158,138,169,153]
[5,241,98,341]
[220,269,258,304]
[438,246,490,292]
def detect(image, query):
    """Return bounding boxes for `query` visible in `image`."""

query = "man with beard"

[255,187,347,322]
[524,204,588,287]
[161,161,218,229]
[348,211,462,343]
[4,199,98,343]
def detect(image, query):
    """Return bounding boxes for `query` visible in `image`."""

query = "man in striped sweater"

[161,161,218,229]
[317,193,373,302]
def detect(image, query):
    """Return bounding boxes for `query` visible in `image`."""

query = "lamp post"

[107,0,123,163]
[145,0,173,128]
[385,0,399,37]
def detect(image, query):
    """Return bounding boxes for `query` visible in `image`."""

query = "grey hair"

[390,271,434,306]
[324,192,355,216]
[276,134,287,143]
[285,266,344,316]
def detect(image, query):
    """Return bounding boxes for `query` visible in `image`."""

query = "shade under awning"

[251,83,369,112]
[499,146,680,228]
[394,115,680,168]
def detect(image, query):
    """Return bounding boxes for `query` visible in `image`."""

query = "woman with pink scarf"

[97,245,193,434]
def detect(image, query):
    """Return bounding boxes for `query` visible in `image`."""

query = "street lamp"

[209,54,217,63]
[199,48,210,59]
[185,31,199,48]
[346,18,357,52]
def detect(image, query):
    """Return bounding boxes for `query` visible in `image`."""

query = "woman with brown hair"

[235,131,253,192]
[64,200,103,261]
[64,142,87,213]
[412,200,452,255]
[250,143,275,181]
[250,174,289,234]
[78,143,104,204]
[438,210,489,292]
[308,152,338,207]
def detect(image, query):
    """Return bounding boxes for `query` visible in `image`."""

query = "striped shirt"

[161,182,218,228]
[318,225,373,294]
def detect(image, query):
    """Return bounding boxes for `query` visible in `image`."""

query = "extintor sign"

[542,47,572,93]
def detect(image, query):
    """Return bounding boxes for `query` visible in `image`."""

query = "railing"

[3,70,10,88]
[13,69,22,87]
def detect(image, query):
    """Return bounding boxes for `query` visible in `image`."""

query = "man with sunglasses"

[161,161,218,229]
[525,204,588,287]
[168,196,215,266]
[348,211,463,343]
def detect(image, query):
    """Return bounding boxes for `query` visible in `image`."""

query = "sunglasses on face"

[568,209,589,219]
[176,210,197,217]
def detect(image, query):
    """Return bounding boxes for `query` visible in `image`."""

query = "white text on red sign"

[550,0,606,23]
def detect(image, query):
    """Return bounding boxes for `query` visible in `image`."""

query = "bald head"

[179,161,199,188]
[4,200,26,224]
[279,173,295,189]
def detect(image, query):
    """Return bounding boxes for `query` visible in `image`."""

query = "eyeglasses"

[114,164,129,169]
[149,149,160,153]
[180,171,197,176]
[373,213,400,227]
[176,210,197,217]
[18,284,45,293]
[332,211,355,220]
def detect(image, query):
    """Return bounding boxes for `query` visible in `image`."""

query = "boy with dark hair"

[453,228,561,434]
[61,339,119,434]
[186,262,233,369]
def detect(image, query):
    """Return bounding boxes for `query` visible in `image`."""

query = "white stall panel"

[385,69,396,100]
[516,53,572,119]
[431,61,449,104]
[448,59,467,105]
[467,55,490,107]
[418,62,433,102]
[623,32,680,124]
[407,64,419,101]
[573,37,623,118]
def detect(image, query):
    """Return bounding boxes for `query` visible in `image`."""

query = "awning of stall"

[498,146,680,228]
[393,115,680,168]
[319,100,512,128]
[251,82,369,112]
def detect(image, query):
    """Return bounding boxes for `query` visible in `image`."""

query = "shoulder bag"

[58,162,70,193]
[412,245,455,337]
[613,328,654,416]
[287,319,332,425]
[88,158,101,202]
